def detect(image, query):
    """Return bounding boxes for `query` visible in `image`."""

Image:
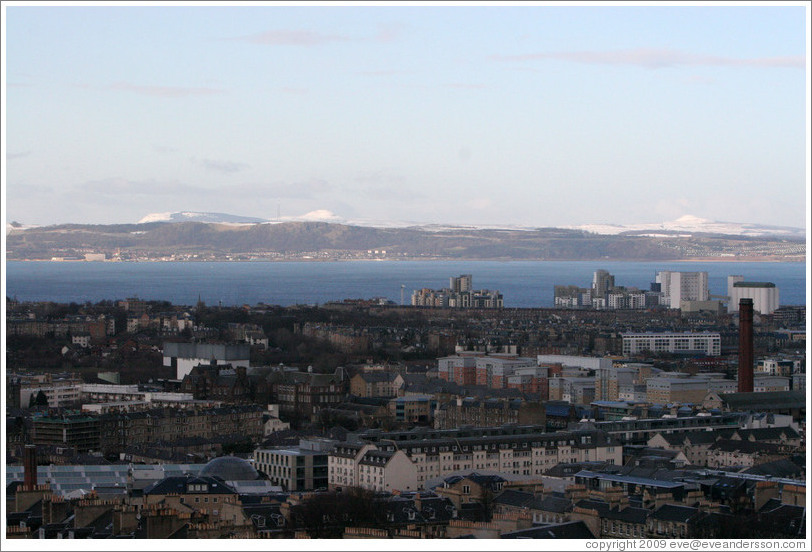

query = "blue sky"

[3,2,809,228]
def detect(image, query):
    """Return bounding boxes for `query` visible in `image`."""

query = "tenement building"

[328,427,622,492]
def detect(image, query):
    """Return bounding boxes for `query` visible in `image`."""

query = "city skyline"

[3,2,809,229]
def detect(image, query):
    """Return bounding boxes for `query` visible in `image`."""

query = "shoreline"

[6,257,806,264]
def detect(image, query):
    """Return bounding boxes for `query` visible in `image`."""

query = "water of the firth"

[5,260,806,308]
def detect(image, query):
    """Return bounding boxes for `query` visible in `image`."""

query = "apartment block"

[622,332,721,356]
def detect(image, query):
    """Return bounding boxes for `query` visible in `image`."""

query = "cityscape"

[3,266,807,541]
[2,1,809,549]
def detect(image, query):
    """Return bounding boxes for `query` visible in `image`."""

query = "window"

[462,485,470,495]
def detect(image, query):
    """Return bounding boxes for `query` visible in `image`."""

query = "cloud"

[685,75,716,85]
[153,144,178,154]
[6,151,32,160]
[227,178,332,199]
[192,157,250,173]
[374,23,404,43]
[491,48,805,69]
[445,83,486,89]
[236,29,350,46]
[356,70,408,77]
[353,170,420,201]
[465,198,494,210]
[280,87,309,95]
[233,23,401,47]
[110,82,225,97]
[7,182,52,199]
[79,177,202,197]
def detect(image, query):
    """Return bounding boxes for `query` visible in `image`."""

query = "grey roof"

[651,504,701,523]
[743,458,805,479]
[575,470,685,489]
[359,450,396,466]
[143,475,237,496]
[733,426,801,442]
[493,489,535,508]
[199,456,261,481]
[720,391,805,411]
[708,439,783,454]
[575,499,650,524]
[355,371,399,383]
[537,495,573,514]
[501,520,595,539]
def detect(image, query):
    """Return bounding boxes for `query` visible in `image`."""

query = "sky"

[2,1,809,229]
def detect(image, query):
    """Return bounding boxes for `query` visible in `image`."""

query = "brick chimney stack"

[738,298,754,393]
[23,445,38,490]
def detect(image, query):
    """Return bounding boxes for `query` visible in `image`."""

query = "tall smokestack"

[738,298,754,393]
[23,445,38,489]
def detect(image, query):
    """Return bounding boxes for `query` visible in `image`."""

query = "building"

[655,271,709,309]
[437,354,479,386]
[341,426,623,490]
[271,369,347,423]
[163,342,251,380]
[434,398,546,430]
[412,275,504,308]
[645,375,711,405]
[32,414,101,452]
[389,395,436,424]
[474,355,539,388]
[328,443,419,493]
[728,278,780,315]
[349,372,402,398]
[549,376,595,405]
[254,438,334,491]
[621,332,721,356]
[756,359,800,377]
[539,355,613,372]
[592,270,616,298]
[753,376,790,393]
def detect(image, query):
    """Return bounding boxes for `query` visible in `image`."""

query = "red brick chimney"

[23,445,38,490]
[737,298,754,393]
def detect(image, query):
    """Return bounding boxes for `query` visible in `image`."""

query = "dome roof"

[199,456,261,481]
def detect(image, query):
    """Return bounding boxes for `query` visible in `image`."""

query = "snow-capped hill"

[566,215,805,238]
[138,212,269,224]
[297,209,343,223]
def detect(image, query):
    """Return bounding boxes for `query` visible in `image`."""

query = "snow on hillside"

[566,215,805,238]
[135,212,805,238]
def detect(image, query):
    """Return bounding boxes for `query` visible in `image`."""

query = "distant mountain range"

[137,212,268,224]
[132,211,805,238]
[5,212,805,262]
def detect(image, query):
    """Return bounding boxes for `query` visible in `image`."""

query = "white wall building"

[621,332,721,356]
[537,355,613,371]
[163,342,251,380]
[656,271,709,309]
[328,430,622,492]
[728,279,780,315]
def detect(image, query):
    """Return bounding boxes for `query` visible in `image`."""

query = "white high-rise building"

[729,281,780,315]
[655,271,709,309]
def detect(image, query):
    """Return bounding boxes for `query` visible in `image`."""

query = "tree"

[290,489,386,538]
[29,390,49,408]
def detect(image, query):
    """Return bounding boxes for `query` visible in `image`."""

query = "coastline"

[6,256,806,263]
